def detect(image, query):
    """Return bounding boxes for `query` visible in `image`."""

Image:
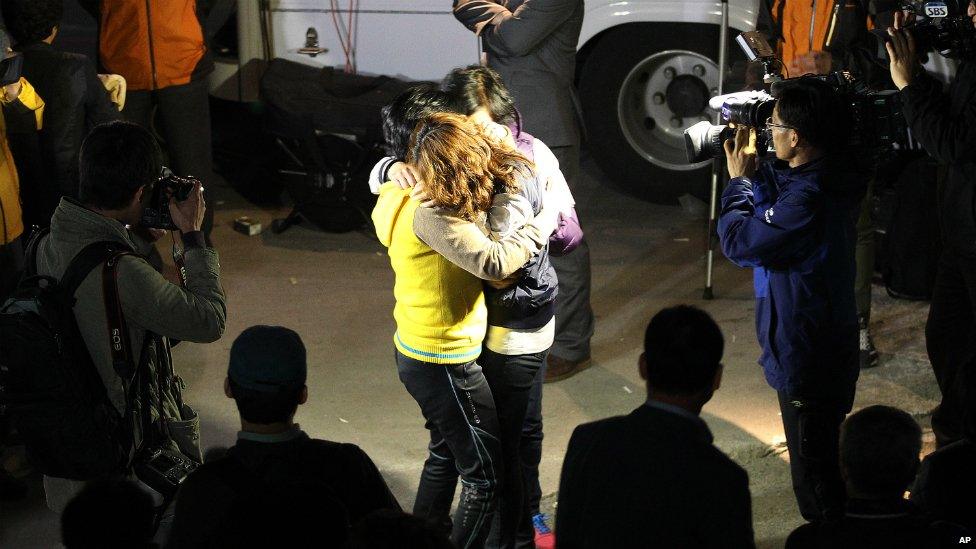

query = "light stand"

[703,0,730,300]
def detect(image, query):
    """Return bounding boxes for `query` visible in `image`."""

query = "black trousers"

[926,250,976,446]
[481,348,546,549]
[547,143,594,362]
[123,79,215,239]
[520,356,545,517]
[0,236,23,466]
[0,235,23,301]
[397,350,502,549]
[778,392,848,522]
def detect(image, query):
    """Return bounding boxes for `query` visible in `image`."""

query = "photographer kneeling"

[887,4,976,449]
[719,79,862,522]
[33,121,227,512]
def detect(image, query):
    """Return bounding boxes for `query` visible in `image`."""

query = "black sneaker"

[859,317,879,369]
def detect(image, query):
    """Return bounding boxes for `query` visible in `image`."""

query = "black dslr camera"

[134,446,199,499]
[141,167,197,230]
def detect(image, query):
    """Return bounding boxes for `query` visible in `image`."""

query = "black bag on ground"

[260,59,417,233]
[271,133,385,233]
[0,230,134,479]
[260,58,418,143]
[874,155,943,300]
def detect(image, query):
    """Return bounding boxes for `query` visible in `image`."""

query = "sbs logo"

[924,2,949,17]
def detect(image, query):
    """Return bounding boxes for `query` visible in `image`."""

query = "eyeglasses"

[765,117,794,131]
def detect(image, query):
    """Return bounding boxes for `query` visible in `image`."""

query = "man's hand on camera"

[169,181,206,233]
[389,162,421,190]
[724,126,756,180]
[886,11,919,90]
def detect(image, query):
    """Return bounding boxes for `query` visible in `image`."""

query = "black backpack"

[0,229,137,479]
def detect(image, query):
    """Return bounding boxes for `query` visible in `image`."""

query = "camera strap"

[99,247,160,469]
[100,249,169,452]
[103,252,137,382]
[170,232,188,289]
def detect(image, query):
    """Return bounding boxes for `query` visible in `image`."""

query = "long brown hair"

[407,112,530,222]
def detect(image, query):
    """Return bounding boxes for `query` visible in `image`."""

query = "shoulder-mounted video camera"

[871,0,976,59]
[684,31,918,164]
[141,167,197,231]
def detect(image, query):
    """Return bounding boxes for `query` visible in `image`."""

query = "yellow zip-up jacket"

[1,78,45,245]
[372,183,487,364]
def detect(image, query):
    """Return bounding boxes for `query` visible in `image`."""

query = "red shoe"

[533,513,555,549]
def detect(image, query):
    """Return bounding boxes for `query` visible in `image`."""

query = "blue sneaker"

[532,513,555,549]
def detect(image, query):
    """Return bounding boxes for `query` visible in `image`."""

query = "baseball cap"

[228,326,307,392]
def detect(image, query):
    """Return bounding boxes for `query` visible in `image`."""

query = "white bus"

[211,0,761,200]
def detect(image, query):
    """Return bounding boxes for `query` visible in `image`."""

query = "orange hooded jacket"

[87,0,210,91]
[769,0,875,65]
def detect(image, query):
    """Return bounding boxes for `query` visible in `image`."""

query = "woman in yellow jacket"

[373,91,558,548]
[0,75,44,299]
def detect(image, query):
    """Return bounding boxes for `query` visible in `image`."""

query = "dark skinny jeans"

[480,348,546,549]
[397,350,503,549]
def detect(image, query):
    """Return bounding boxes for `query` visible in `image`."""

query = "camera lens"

[684,121,735,163]
[723,97,776,127]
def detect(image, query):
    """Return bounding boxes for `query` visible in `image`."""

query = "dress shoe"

[544,354,591,383]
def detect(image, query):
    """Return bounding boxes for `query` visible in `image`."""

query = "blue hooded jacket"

[718,157,861,408]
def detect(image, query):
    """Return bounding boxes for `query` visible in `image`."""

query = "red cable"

[329,0,352,72]
[346,0,357,73]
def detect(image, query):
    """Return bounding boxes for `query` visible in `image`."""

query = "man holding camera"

[757,0,894,370]
[32,121,226,512]
[719,80,862,522]
[886,2,976,448]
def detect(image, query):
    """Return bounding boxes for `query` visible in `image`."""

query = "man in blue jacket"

[719,78,863,522]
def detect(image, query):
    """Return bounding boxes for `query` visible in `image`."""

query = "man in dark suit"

[169,326,401,548]
[911,408,976,532]
[555,305,755,549]
[454,0,594,383]
[786,405,969,548]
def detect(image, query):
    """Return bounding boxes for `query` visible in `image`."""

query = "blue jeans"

[396,350,502,549]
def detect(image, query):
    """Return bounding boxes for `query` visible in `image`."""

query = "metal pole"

[703,0,730,300]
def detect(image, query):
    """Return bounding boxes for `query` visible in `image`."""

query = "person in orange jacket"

[79,0,215,240]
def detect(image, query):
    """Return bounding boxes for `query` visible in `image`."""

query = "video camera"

[871,0,976,59]
[141,167,197,231]
[684,31,915,163]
